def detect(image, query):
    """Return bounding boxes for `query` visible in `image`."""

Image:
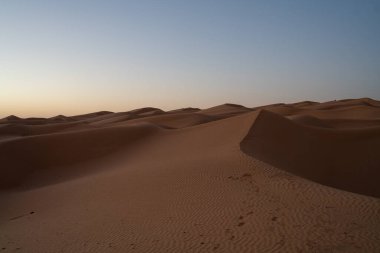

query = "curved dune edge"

[240,110,380,198]
[0,123,162,188]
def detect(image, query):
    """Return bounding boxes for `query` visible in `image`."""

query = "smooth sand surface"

[1,98,380,252]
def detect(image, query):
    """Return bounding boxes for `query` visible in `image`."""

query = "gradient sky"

[1,0,380,117]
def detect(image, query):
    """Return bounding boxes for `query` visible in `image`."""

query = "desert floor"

[1,98,380,252]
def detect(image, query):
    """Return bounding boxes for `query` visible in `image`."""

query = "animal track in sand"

[9,211,35,221]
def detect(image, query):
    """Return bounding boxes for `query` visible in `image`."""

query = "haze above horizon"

[1,0,380,117]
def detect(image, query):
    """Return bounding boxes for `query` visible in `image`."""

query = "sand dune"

[324,118,380,129]
[200,103,251,117]
[167,107,201,113]
[0,124,161,188]
[300,98,380,110]
[1,98,380,252]
[241,110,380,197]
[0,115,21,122]
[70,111,113,121]
[287,114,334,128]
[0,122,85,138]
[122,113,216,129]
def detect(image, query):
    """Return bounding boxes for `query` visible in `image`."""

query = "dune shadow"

[240,110,380,198]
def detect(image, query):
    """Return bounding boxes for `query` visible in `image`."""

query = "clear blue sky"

[1,0,380,117]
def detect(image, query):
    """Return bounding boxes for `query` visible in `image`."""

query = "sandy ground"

[1,98,380,252]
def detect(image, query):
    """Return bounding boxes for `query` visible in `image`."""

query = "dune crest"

[241,110,380,197]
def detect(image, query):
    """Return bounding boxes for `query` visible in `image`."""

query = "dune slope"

[241,110,380,197]
[0,124,161,188]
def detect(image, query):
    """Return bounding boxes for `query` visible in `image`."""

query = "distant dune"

[1,98,380,252]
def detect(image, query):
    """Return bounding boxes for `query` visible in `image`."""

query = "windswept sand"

[1,98,380,252]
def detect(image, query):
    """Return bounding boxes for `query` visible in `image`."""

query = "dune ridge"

[241,110,380,197]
